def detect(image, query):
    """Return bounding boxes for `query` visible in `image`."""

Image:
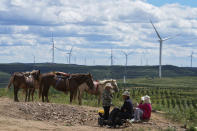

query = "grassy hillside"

[0,72,10,88]
[0,63,197,88]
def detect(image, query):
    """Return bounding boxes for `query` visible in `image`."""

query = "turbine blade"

[150,19,162,40]
[162,34,180,41]
[128,52,133,56]
[55,47,67,52]
[162,37,172,41]
[121,51,126,55]
[70,47,73,54]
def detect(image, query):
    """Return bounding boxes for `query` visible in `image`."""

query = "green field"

[0,76,197,128]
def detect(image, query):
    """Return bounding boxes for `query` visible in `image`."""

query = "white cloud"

[0,0,197,66]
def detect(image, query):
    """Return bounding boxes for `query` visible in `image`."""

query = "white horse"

[78,79,119,105]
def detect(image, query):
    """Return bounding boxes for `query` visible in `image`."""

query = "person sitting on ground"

[108,90,134,126]
[130,95,152,122]
[102,83,113,120]
[119,90,134,120]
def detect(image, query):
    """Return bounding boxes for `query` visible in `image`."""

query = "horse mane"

[99,79,115,85]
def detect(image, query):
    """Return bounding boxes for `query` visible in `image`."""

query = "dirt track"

[0,97,185,131]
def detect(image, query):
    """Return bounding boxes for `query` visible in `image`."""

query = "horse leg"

[14,86,19,102]
[25,89,28,102]
[45,86,50,103]
[41,86,45,102]
[98,94,101,106]
[78,90,82,105]
[28,88,31,102]
[31,88,35,101]
[70,91,73,104]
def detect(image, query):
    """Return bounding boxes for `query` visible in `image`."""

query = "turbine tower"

[122,51,131,87]
[33,55,35,64]
[110,48,114,66]
[122,51,132,66]
[190,52,194,67]
[67,47,73,64]
[51,32,55,63]
[150,19,172,78]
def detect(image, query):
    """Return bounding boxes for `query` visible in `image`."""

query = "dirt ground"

[0,97,185,131]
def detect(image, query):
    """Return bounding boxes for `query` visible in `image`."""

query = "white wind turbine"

[55,46,73,64]
[121,50,132,87]
[190,51,194,67]
[150,19,175,78]
[122,51,132,66]
[67,47,73,64]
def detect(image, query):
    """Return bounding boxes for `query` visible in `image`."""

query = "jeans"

[134,108,143,121]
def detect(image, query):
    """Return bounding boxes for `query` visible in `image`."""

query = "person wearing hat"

[130,95,152,122]
[119,90,134,120]
[102,83,113,120]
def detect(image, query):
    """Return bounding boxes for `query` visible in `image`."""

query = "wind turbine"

[67,47,73,64]
[33,55,35,64]
[55,46,73,64]
[51,32,55,63]
[110,48,114,66]
[121,50,132,87]
[150,19,174,78]
[190,51,194,67]
[122,51,132,66]
[109,48,117,66]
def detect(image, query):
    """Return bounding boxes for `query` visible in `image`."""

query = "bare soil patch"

[0,97,184,131]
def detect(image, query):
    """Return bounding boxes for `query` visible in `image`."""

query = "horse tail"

[73,88,78,100]
[7,74,15,89]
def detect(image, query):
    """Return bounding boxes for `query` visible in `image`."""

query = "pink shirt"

[138,103,152,119]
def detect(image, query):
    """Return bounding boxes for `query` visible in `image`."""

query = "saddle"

[54,72,70,79]
[55,75,70,92]
[94,81,99,92]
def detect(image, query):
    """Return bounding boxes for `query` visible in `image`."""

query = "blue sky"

[147,0,197,7]
[0,0,197,66]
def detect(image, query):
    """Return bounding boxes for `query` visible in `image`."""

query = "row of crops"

[113,87,197,126]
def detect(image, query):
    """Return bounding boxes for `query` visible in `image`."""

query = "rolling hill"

[0,63,197,86]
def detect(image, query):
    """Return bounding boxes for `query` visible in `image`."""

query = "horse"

[39,72,94,103]
[78,79,119,105]
[7,70,40,102]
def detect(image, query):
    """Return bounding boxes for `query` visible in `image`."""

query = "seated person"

[131,95,152,122]
[119,91,134,119]
[109,91,134,125]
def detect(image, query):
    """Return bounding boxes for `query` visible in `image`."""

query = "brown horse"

[7,70,40,102]
[39,72,94,103]
[78,79,119,105]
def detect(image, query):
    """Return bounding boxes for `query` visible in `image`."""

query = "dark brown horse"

[39,72,94,103]
[7,70,40,102]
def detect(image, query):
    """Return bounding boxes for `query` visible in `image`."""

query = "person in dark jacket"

[119,90,134,119]
[108,90,134,126]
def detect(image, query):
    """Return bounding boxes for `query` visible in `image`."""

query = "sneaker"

[128,118,135,123]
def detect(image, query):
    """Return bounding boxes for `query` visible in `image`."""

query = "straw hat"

[122,91,130,97]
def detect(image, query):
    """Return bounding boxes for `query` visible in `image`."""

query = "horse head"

[30,70,40,81]
[85,73,94,90]
[110,79,119,93]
